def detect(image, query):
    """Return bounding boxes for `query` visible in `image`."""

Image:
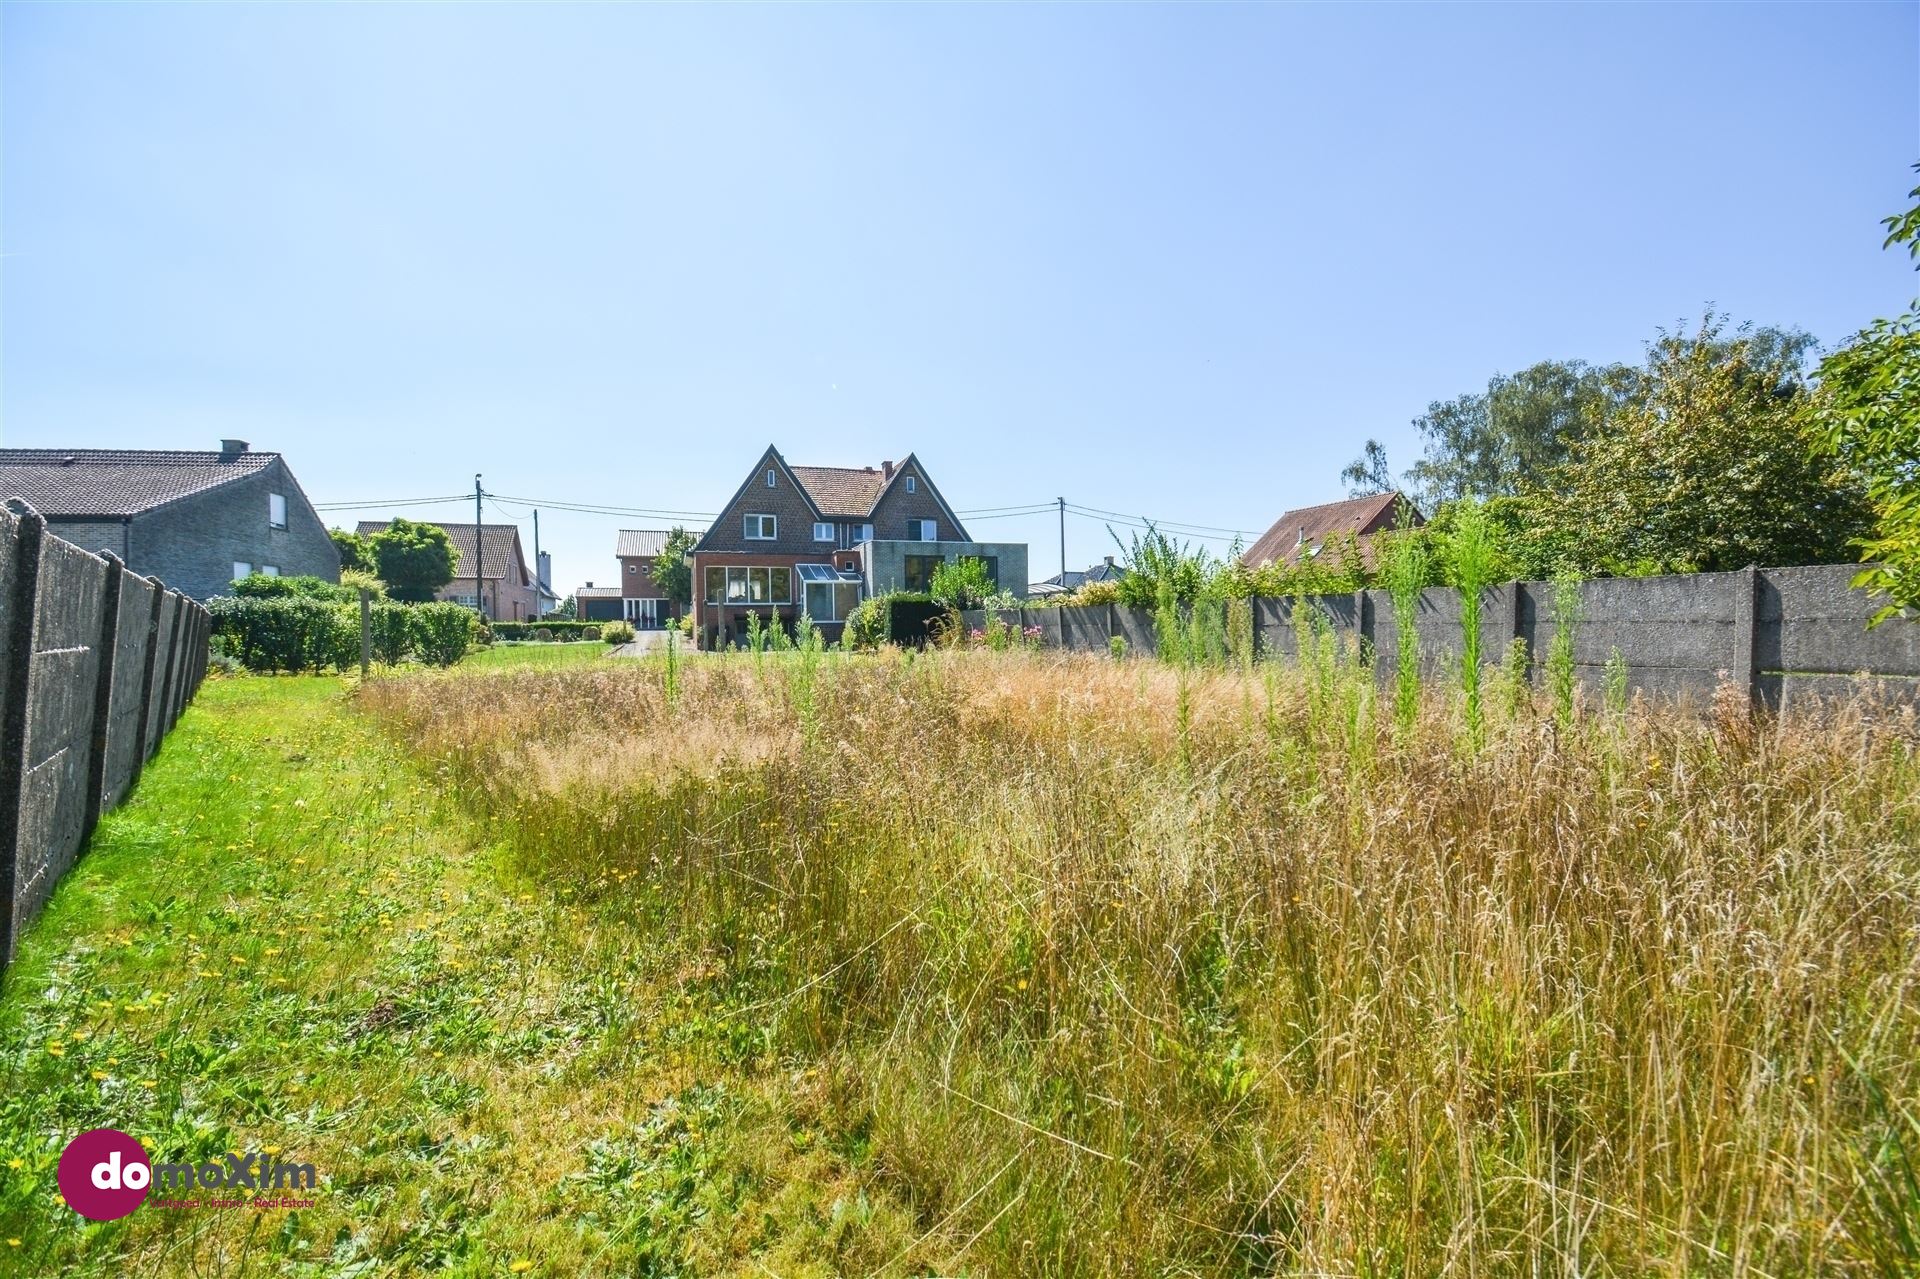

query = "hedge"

[491,620,603,641]
[209,597,480,672]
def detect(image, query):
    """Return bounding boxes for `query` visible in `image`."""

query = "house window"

[744,513,776,540]
[798,566,862,621]
[905,475,916,493]
[850,523,873,543]
[907,519,938,542]
[710,566,792,604]
[904,554,944,592]
[268,493,288,529]
[813,522,834,542]
[627,563,637,574]
[262,565,280,577]
[232,562,251,581]
[766,469,777,488]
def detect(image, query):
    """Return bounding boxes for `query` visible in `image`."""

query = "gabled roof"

[789,467,885,518]
[693,445,971,551]
[616,529,673,558]
[0,447,278,517]
[1241,492,1417,568]
[357,520,531,584]
[1035,559,1129,592]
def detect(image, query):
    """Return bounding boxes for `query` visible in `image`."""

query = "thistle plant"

[1448,499,1499,750]
[1378,513,1431,736]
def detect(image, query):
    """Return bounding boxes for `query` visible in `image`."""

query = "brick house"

[576,529,684,628]
[690,446,1027,648]
[356,520,539,622]
[1241,491,1423,571]
[0,439,338,599]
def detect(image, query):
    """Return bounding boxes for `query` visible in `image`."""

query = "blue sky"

[4,3,1915,591]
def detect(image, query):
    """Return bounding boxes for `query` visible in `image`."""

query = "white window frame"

[766,468,777,488]
[905,475,916,493]
[268,492,288,530]
[262,565,280,577]
[233,562,251,581]
[813,521,834,542]
[744,513,777,541]
[908,519,938,542]
[851,523,873,543]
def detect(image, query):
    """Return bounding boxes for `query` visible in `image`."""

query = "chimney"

[881,460,895,482]
[1295,526,1306,548]
[220,438,250,456]
[584,581,593,589]
[1104,555,1115,567]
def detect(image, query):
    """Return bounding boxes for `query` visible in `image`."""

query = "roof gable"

[616,529,674,559]
[1241,492,1418,568]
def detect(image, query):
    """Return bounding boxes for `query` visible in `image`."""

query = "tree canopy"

[369,518,459,603]
[651,526,697,609]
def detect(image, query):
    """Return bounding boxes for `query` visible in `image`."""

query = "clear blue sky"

[4,3,1915,591]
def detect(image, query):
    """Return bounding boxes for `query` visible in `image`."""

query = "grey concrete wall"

[1,504,210,967]
[863,540,1029,598]
[963,563,1919,709]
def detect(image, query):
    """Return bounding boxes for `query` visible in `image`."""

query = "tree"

[330,527,371,573]
[1809,166,1920,622]
[651,526,697,609]
[369,517,459,603]
[1540,312,1870,576]
[1404,359,1621,508]
[1339,439,1395,497]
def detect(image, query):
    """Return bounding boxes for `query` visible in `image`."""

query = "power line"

[312,494,469,511]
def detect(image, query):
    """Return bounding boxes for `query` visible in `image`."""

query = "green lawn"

[0,672,915,1277]
[462,641,613,670]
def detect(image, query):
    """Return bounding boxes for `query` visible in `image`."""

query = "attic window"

[766,469,777,488]
[905,475,916,493]
[269,493,288,530]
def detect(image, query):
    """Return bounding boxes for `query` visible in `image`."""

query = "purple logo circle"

[56,1128,151,1221]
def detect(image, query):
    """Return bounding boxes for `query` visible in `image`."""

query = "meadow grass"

[359,645,1920,1277]
[3,645,1918,1277]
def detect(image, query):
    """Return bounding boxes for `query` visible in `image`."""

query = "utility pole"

[1057,496,1067,584]
[532,507,542,618]
[473,474,485,620]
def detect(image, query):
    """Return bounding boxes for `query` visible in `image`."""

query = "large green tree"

[369,517,459,603]
[650,526,697,609]
[1810,169,1920,623]
[329,527,371,573]
[1541,313,1870,576]
[1403,359,1621,507]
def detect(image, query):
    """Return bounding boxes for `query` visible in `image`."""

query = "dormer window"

[905,475,916,493]
[766,469,777,488]
[744,513,777,540]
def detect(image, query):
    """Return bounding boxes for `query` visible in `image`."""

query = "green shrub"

[410,603,478,667]
[581,625,602,641]
[368,602,412,665]
[845,597,891,651]
[492,620,601,641]
[601,621,635,645]
[207,596,357,673]
[228,573,357,603]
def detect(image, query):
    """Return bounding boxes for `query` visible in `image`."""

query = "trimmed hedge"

[209,597,480,672]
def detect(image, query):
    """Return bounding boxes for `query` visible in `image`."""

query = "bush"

[1071,580,1121,607]
[410,603,478,667]
[581,625,602,641]
[368,602,412,665]
[602,621,635,645]
[844,597,891,651]
[492,620,600,642]
[228,573,358,603]
[208,596,357,673]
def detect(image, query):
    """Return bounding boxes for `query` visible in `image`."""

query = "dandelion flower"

[139,1080,157,1090]
[510,1262,534,1274]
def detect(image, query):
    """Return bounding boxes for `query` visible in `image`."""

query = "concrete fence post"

[131,580,165,780]
[0,501,46,966]
[360,588,373,679]
[1353,589,1371,652]
[1733,565,1760,713]
[82,553,125,839]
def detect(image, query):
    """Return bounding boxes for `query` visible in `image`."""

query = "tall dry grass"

[362,648,1920,1277]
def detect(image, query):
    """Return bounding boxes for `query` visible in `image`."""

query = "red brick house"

[357,520,539,621]
[1241,492,1423,571]
[690,446,1025,648]
[576,529,684,628]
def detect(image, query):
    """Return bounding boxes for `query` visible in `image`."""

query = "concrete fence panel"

[1060,606,1110,651]
[0,506,210,968]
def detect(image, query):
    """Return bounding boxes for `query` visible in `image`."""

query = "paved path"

[609,630,686,657]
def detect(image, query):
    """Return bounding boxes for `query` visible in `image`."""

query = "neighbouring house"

[690,446,1027,648]
[0,439,338,600]
[573,583,624,620]
[1241,491,1423,571]
[355,520,539,622]
[535,551,562,618]
[1029,555,1128,599]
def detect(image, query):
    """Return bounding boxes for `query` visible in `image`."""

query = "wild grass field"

[2,644,1917,1277]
